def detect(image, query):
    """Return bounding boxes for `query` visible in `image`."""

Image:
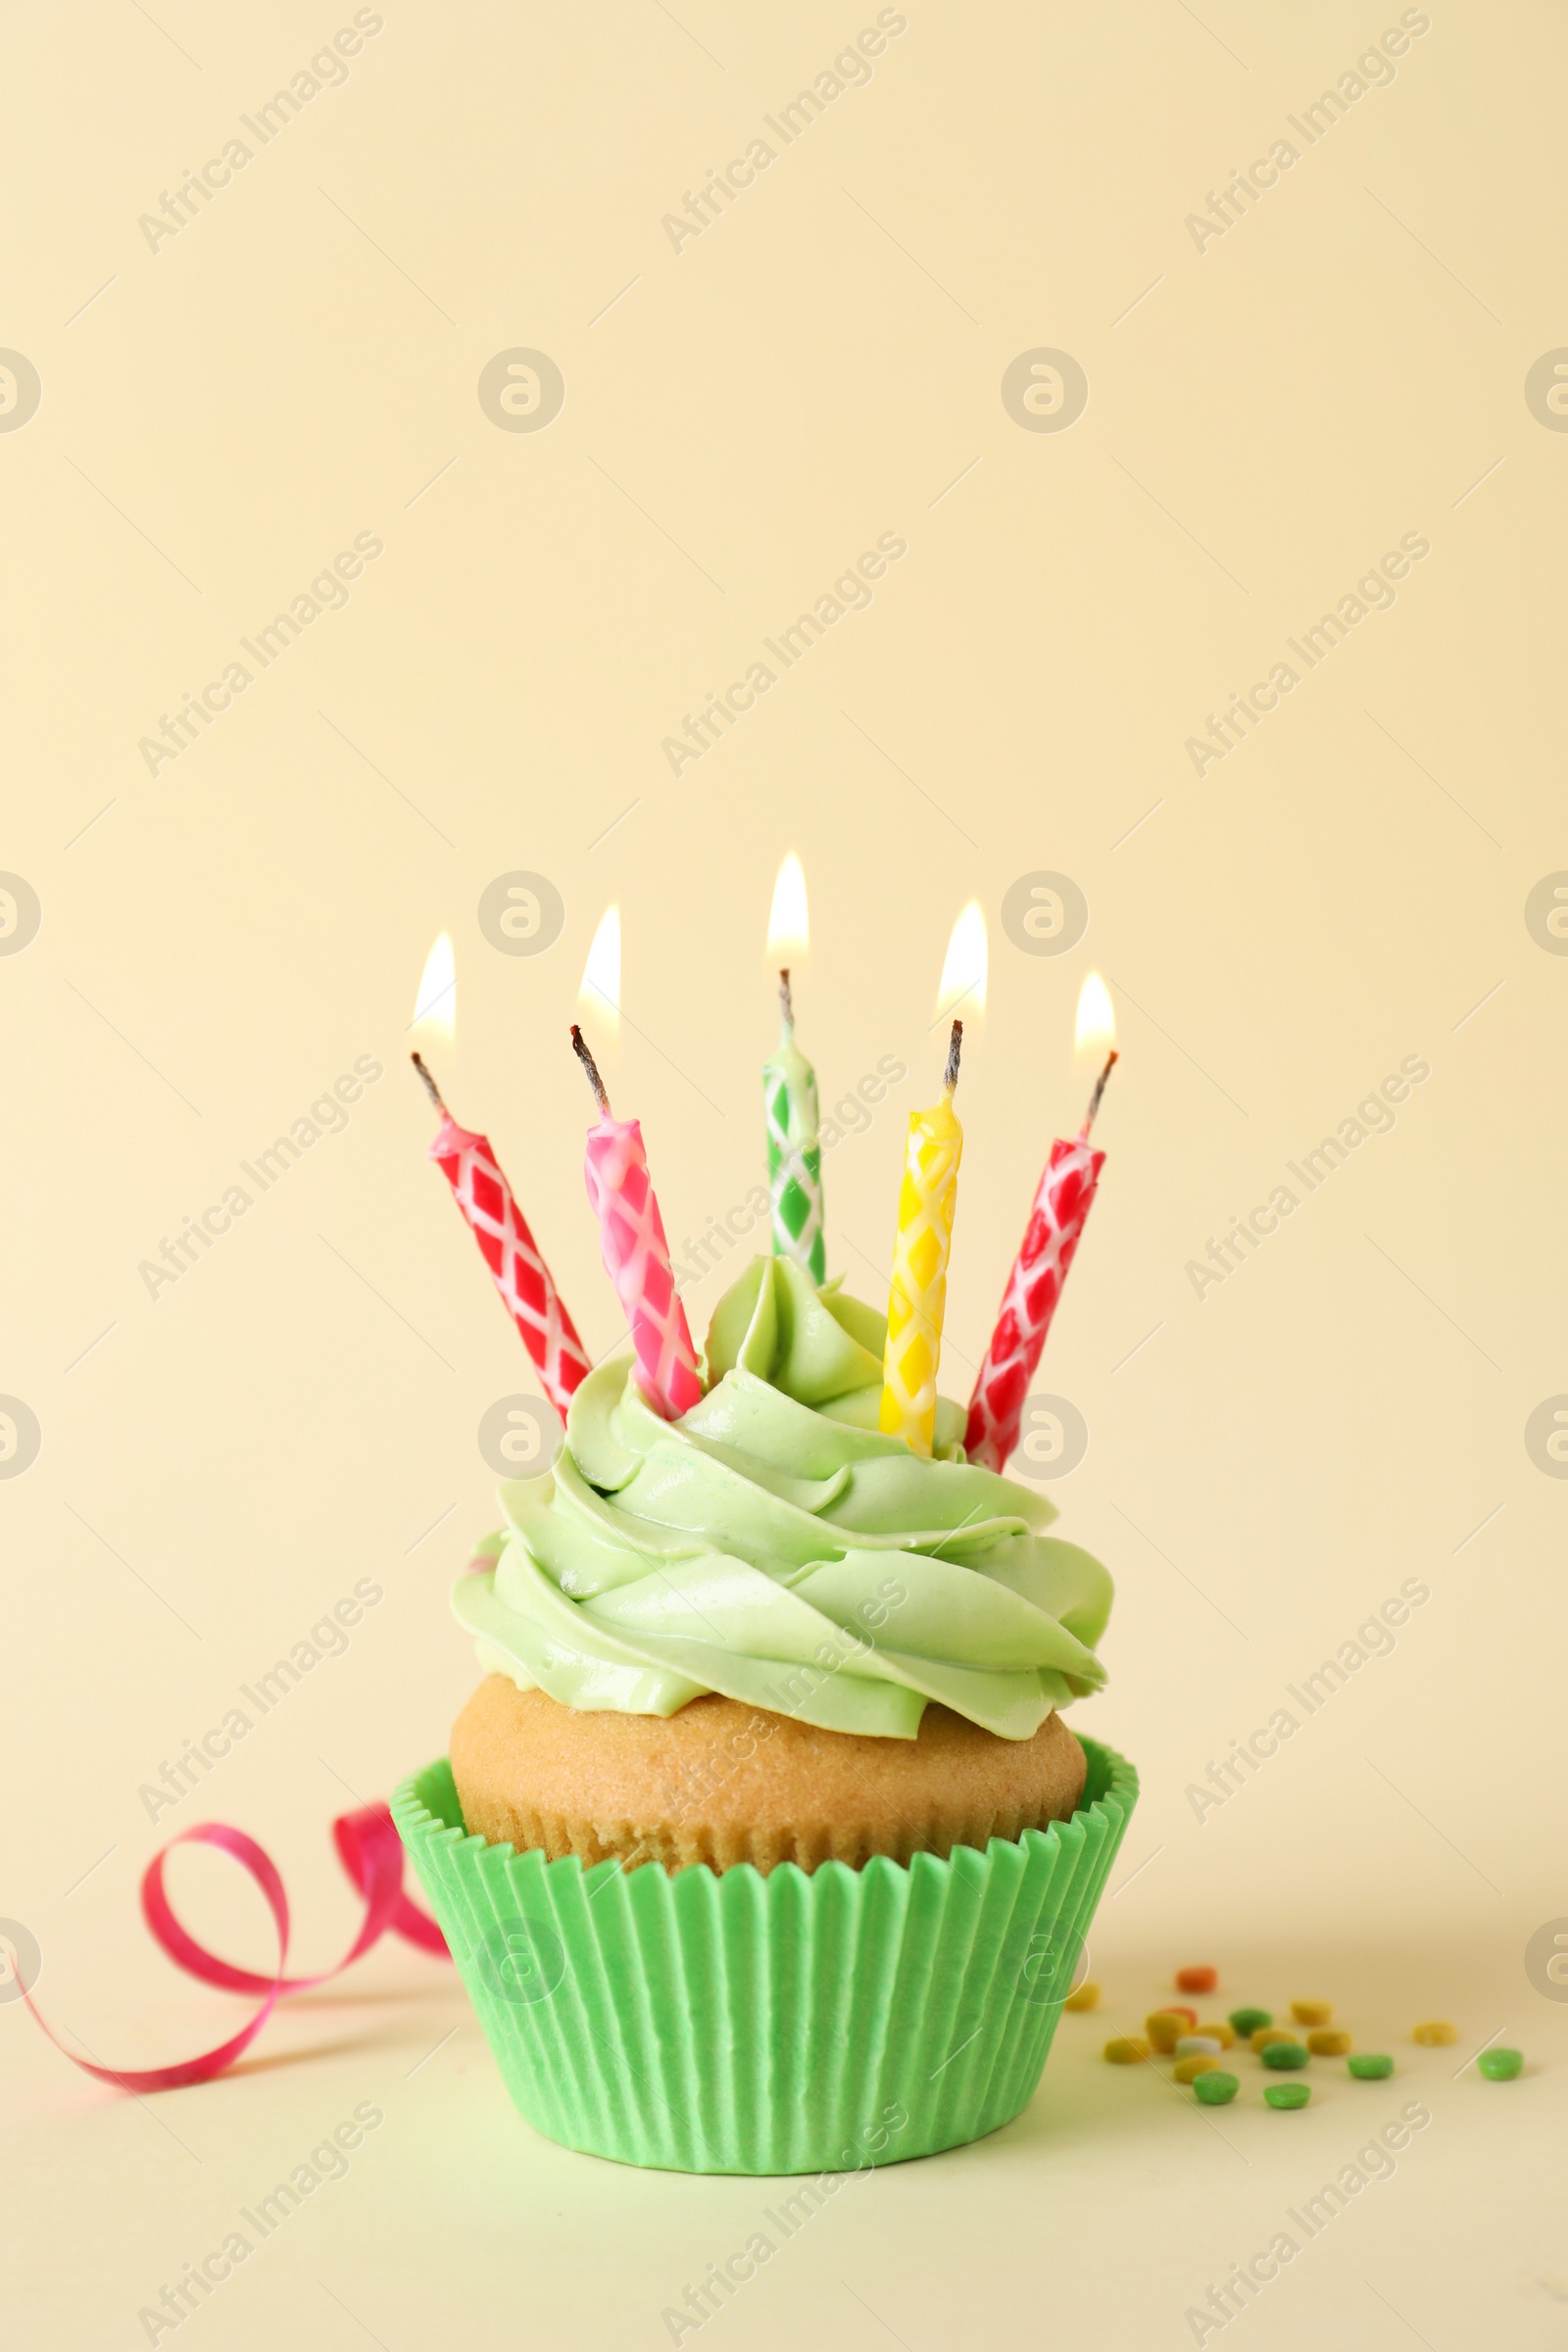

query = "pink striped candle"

[413,1055,590,1421]
[571,1026,702,1419]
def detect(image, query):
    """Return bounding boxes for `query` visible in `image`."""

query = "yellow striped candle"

[879,1021,964,1456]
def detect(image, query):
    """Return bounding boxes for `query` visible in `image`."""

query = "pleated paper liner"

[393,1735,1136,2176]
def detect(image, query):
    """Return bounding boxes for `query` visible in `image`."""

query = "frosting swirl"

[454,1256,1112,1740]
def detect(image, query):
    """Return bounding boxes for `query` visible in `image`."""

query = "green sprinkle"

[1229,2007,1271,2036]
[1477,2047,1522,2081]
[1264,2082,1310,2109]
[1261,2038,1309,2070]
[1348,2053,1395,2080]
[1193,2071,1239,2105]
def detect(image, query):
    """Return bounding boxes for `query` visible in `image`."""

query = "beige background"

[4,0,1566,2344]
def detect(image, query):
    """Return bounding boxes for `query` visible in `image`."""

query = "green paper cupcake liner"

[393,1735,1137,2175]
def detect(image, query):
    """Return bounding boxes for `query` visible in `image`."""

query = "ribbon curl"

[19,1802,447,2092]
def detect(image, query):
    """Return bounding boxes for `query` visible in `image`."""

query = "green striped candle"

[763,969,825,1284]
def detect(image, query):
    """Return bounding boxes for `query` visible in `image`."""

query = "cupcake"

[396,1256,1136,2172]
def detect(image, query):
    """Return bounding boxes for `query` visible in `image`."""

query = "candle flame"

[412,932,457,1041]
[578,904,621,1045]
[766,853,808,961]
[935,901,987,1029]
[1074,970,1115,1063]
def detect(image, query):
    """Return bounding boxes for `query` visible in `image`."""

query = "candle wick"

[1080,1048,1118,1137]
[778,966,795,1034]
[569,1023,612,1117]
[944,1019,963,1097]
[410,1052,447,1114]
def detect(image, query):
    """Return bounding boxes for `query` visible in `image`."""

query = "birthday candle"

[879,1021,964,1458]
[763,968,825,1284]
[412,1054,590,1422]
[761,856,824,1283]
[962,1136,1104,1474]
[571,1026,702,1420]
[964,978,1116,1473]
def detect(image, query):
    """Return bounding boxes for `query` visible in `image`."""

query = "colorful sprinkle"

[1063,1981,1102,2012]
[1173,2054,1221,2083]
[1290,1997,1333,2027]
[1176,2035,1224,2058]
[1229,2007,1271,2037]
[1261,2039,1310,2071]
[1306,2029,1352,2057]
[1412,2021,1458,2046]
[1348,2053,1395,2080]
[1104,2035,1151,2065]
[1251,2027,1298,2054]
[1176,1965,1218,1994]
[1197,2019,1237,2048]
[1477,2047,1522,2081]
[1264,2082,1311,2109]
[1193,2070,1239,2106]
[1147,2010,1195,2053]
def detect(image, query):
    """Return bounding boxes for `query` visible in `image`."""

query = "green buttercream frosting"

[453,1256,1113,1740]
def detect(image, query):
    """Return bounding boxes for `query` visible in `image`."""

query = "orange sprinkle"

[1176,1965,1218,1994]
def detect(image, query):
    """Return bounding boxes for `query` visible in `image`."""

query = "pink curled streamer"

[20,1802,447,2093]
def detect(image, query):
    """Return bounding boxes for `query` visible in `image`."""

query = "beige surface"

[3,0,1565,2343]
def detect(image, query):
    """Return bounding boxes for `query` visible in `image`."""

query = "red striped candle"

[964,1048,1115,1474]
[414,1055,590,1421]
